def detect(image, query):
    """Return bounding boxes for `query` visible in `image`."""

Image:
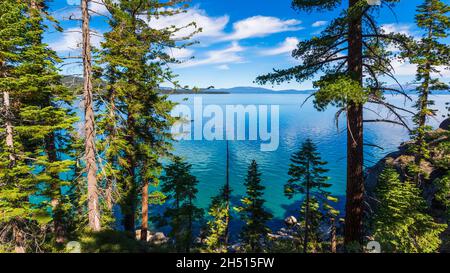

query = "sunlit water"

[163,93,449,230]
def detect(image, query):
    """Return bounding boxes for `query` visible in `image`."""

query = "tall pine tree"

[406,0,450,181]
[286,139,335,253]
[96,0,192,233]
[159,157,203,253]
[256,0,411,247]
[236,160,272,252]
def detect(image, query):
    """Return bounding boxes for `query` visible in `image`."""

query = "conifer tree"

[406,0,450,179]
[286,138,335,252]
[256,0,410,246]
[96,0,193,232]
[373,167,447,253]
[236,160,272,252]
[26,0,77,244]
[204,185,231,253]
[0,0,76,250]
[0,0,39,252]
[159,157,203,253]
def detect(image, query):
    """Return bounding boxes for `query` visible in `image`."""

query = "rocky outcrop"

[365,119,449,211]
[135,230,169,246]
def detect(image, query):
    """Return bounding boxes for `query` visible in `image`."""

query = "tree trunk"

[330,218,337,253]
[140,180,149,241]
[2,90,15,165]
[82,0,101,231]
[304,170,310,254]
[46,133,65,243]
[13,224,25,253]
[344,0,364,247]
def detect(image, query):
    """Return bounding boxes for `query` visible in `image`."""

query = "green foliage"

[80,230,150,253]
[313,74,369,111]
[158,157,203,253]
[373,167,447,253]
[0,0,77,250]
[235,160,273,252]
[406,0,450,163]
[434,172,450,213]
[204,185,231,253]
[95,0,194,230]
[286,138,338,252]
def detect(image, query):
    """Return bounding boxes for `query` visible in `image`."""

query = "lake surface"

[165,93,449,228]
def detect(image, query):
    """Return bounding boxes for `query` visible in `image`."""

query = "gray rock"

[284,216,297,227]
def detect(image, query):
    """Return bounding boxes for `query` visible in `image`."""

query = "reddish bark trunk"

[140,180,149,241]
[82,0,101,231]
[344,0,364,247]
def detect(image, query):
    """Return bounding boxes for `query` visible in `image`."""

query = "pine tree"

[0,0,76,251]
[256,0,410,247]
[286,138,336,253]
[204,185,231,253]
[373,167,447,253]
[96,0,192,233]
[235,160,272,252]
[0,1,40,252]
[159,157,203,253]
[406,0,450,179]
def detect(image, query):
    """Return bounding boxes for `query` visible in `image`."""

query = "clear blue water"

[165,93,449,228]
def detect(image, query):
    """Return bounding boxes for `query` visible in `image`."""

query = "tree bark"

[13,224,25,253]
[330,218,337,253]
[304,163,310,254]
[140,180,149,241]
[344,0,364,247]
[2,90,15,165]
[82,0,101,231]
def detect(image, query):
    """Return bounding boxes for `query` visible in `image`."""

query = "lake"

[164,93,449,230]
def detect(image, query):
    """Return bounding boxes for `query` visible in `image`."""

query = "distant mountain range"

[62,76,449,95]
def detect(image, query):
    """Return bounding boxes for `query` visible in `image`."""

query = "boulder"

[284,216,297,227]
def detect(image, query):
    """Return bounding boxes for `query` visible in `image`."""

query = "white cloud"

[259,37,299,56]
[49,27,103,53]
[63,0,110,19]
[312,21,327,27]
[166,47,194,59]
[150,7,229,40]
[381,23,413,36]
[223,16,302,41]
[391,58,450,77]
[216,64,230,70]
[176,42,245,68]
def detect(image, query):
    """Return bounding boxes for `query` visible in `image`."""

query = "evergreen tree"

[373,167,447,253]
[96,0,193,232]
[0,0,40,252]
[406,0,450,179]
[204,185,231,253]
[286,138,336,253]
[235,160,272,252]
[256,0,410,246]
[0,0,77,250]
[159,157,203,253]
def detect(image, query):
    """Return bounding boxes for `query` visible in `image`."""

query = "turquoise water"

[166,93,449,226]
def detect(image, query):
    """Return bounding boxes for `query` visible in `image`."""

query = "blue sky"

[45,0,449,90]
